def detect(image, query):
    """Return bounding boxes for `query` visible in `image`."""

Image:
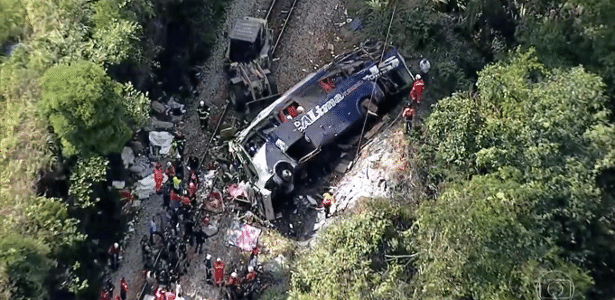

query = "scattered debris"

[226,221,261,251]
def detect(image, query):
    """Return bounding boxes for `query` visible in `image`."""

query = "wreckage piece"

[225,17,278,111]
[226,221,261,251]
[229,40,428,220]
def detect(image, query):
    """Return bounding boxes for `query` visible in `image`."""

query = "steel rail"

[264,0,278,21]
[200,101,230,165]
[271,0,299,55]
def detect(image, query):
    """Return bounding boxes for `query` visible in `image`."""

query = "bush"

[40,61,132,156]
[289,198,415,300]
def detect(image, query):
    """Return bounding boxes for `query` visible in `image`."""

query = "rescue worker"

[194,227,205,254]
[162,182,171,208]
[402,106,415,133]
[165,161,176,178]
[187,166,198,185]
[99,288,111,300]
[245,266,257,283]
[248,246,259,271]
[154,164,164,194]
[170,189,181,209]
[149,217,157,244]
[172,175,182,192]
[155,287,166,300]
[180,190,191,208]
[204,254,213,284]
[174,130,186,158]
[184,216,194,247]
[120,277,128,300]
[187,181,197,199]
[227,272,240,299]
[214,258,225,286]
[409,74,425,107]
[322,192,334,217]
[197,100,210,131]
[287,105,299,118]
[108,243,123,270]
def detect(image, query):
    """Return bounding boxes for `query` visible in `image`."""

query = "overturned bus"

[229,41,422,220]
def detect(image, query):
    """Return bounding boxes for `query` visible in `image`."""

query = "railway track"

[264,0,300,55]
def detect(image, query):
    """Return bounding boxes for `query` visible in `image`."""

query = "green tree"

[68,155,109,208]
[417,49,615,298]
[0,0,26,46]
[40,61,132,156]
[0,233,55,300]
[289,199,415,300]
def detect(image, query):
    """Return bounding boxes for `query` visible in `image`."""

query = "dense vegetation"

[287,0,615,299]
[0,0,225,298]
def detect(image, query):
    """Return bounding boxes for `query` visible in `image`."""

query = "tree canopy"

[414,49,615,299]
[40,61,132,156]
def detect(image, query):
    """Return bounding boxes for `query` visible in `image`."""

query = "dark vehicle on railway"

[229,41,425,220]
[225,17,278,112]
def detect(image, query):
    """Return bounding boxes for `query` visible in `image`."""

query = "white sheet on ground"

[121,146,135,168]
[135,173,168,199]
[149,131,174,155]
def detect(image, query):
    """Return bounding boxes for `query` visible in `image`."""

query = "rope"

[355,5,397,159]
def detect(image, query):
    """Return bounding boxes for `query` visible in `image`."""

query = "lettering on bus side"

[293,82,362,132]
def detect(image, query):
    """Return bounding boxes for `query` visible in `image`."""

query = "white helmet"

[248,266,254,272]
[114,243,119,248]
[415,74,421,80]
[217,257,222,262]
[231,272,237,278]
[206,254,212,259]
[200,100,205,106]
[167,161,172,167]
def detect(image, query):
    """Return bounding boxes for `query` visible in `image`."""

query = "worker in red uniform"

[108,243,123,270]
[187,166,198,185]
[155,287,166,300]
[245,266,257,283]
[402,106,415,133]
[170,189,181,209]
[180,190,191,208]
[99,289,112,300]
[213,258,225,286]
[165,161,176,178]
[287,105,299,118]
[227,272,240,300]
[409,74,425,106]
[119,277,128,300]
[154,164,164,193]
[322,192,334,217]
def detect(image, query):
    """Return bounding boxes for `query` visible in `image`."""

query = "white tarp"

[135,173,168,199]
[149,131,174,155]
[121,146,135,168]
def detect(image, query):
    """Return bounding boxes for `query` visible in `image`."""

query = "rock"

[129,141,144,154]
[151,100,167,115]
[150,117,174,131]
